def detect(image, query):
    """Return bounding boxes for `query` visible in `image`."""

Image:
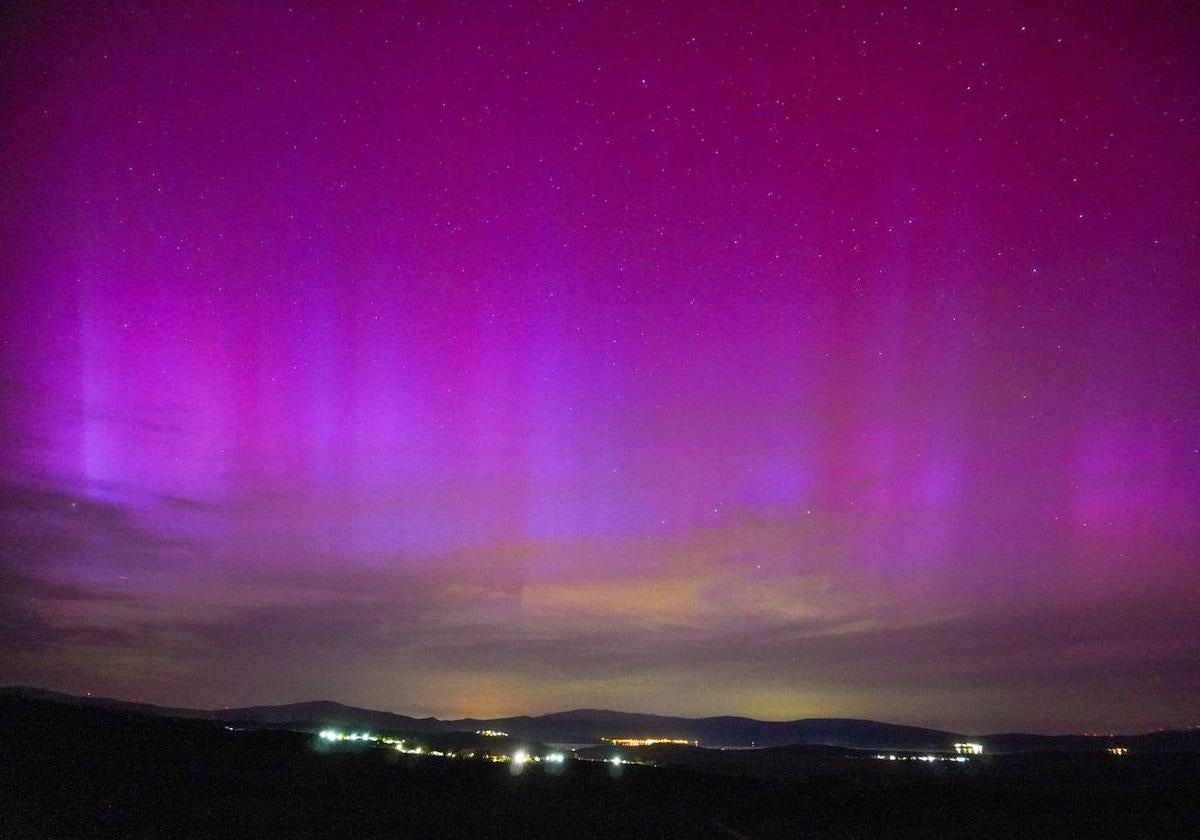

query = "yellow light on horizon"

[607,737,695,747]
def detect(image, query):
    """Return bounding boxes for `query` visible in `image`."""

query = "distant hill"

[3,686,1197,753]
[447,709,958,750]
[0,686,444,734]
[6,691,1199,839]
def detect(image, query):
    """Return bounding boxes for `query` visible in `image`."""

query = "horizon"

[7,683,1195,738]
[2,1,1198,737]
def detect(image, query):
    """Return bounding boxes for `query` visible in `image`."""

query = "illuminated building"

[954,742,984,755]
[1107,746,1129,756]
[606,737,697,747]
[475,729,508,737]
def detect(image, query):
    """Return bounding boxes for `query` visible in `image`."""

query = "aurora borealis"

[1,1,1198,733]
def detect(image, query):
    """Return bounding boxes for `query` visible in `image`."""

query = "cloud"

[1,468,1196,731]
[0,479,198,574]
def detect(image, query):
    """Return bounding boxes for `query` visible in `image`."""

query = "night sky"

[2,1,1198,733]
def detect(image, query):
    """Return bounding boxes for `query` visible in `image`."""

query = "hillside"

[4,686,1197,753]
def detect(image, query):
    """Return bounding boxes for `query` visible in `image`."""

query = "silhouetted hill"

[449,709,960,750]
[218,699,444,732]
[0,686,445,734]
[0,694,757,839]
[3,686,1197,753]
[4,692,1198,839]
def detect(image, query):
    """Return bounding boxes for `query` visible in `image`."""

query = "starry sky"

[1,1,1198,733]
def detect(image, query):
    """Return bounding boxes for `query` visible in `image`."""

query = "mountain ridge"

[4,685,1196,753]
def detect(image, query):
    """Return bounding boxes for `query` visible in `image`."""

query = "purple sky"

[2,1,1198,733]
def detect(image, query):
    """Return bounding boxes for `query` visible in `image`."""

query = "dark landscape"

[3,689,1197,838]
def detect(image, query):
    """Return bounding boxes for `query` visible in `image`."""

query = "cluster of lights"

[874,754,970,763]
[504,750,566,765]
[571,754,645,767]
[317,730,566,767]
[319,730,380,743]
[397,744,450,756]
[317,730,1138,771]
[318,730,425,754]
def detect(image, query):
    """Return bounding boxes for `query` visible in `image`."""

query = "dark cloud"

[0,567,138,653]
[0,479,202,574]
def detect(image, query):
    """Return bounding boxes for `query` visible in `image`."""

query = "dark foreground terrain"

[2,696,1197,839]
